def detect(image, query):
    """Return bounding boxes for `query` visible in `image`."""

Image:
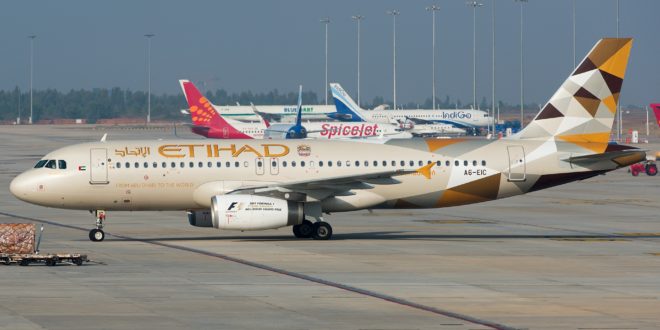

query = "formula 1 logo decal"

[227,202,242,211]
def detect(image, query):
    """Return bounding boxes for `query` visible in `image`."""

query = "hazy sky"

[1,0,658,107]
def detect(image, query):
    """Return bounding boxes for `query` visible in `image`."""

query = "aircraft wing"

[228,164,435,201]
[251,104,283,123]
[403,116,433,125]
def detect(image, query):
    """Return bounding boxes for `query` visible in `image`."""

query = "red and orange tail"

[179,80,223,127]
[651,104,660,129]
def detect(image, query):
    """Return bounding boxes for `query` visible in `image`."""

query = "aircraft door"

[506,145,526,182]
[90,148,109,184]
[269,158,279,175]
[255,158,264,175]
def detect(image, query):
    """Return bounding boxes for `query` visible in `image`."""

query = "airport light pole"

[387,10,399,110]
[491,0,496,136]
[145,33,155,124]
[616,0,621,141]
[28,35,36,125]
[352,15,364,107]
[466,1,483,110]
[320,18,330,105]
[646,106,649,138]
[515,0,527,128]
[426,5,440,110]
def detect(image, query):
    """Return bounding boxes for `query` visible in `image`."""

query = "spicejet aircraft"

[10,39,644,242]
[180,80,411,140]
[330,83,492,129]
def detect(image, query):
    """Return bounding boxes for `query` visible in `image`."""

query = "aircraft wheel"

[89,229,105,242]
[311,222,332,240]
[293,220,313,238]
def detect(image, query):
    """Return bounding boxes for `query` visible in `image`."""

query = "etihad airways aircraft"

[330,83,491,129]
[180,80,412,140]
[11,39,644,242]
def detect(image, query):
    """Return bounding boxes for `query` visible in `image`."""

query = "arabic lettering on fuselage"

[319,123,379,139]
[157,143,289,158]
[115,147,151,157]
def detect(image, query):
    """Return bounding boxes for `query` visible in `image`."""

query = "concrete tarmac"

[1,125,659,330]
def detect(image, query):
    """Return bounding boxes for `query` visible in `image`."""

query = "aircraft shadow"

[103,231,658,242]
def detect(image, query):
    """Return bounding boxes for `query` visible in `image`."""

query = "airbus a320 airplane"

[10,39,644,242]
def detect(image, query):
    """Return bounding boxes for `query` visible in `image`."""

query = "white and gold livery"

[10,39,644,241]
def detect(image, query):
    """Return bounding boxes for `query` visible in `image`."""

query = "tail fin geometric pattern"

[518,38,633,153]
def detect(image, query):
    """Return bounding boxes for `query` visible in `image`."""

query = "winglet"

[416,162,436,179]
[100,133,107,142]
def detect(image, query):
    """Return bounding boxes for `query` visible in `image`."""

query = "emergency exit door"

[90,148,109,184]
[506,145,526,182]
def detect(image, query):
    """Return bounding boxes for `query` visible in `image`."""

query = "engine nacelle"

[211,195,303,231]
[188,210,213,227]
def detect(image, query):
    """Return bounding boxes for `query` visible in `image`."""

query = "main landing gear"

[292,219,333,240]
[88,210,106,242]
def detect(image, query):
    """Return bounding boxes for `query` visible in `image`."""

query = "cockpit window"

[58,160,67,169]
[34,160,48,168]
[44,160,56,169]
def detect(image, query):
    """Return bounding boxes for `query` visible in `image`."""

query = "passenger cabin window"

[135,162,140,168]
[454,160,459,166]
[153,162,158,168]
[172,162,176,168]
[125,162,130,168]
[162,162,167,168]
[144,162,149,168]
[482,160,487,166]
[58,160,67,169]
[180,162,185,168]
[189,162,194,168]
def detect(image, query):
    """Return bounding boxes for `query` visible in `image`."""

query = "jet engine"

[210,195,303,231]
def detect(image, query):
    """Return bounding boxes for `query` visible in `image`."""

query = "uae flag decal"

[78,165,87,171]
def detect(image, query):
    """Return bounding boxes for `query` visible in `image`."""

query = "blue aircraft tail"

[329,83,366,122]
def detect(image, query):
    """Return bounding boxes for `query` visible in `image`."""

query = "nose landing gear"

[88,210,106,242]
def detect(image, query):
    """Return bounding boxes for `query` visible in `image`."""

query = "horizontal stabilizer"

[564,149,646,167]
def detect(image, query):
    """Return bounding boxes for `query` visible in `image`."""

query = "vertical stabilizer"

[179,80,252,139]
[330,83,367,122]
[651,103,660,129]
[517,38,633,152]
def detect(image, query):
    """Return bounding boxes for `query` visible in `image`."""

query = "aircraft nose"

[10,172,34,202]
